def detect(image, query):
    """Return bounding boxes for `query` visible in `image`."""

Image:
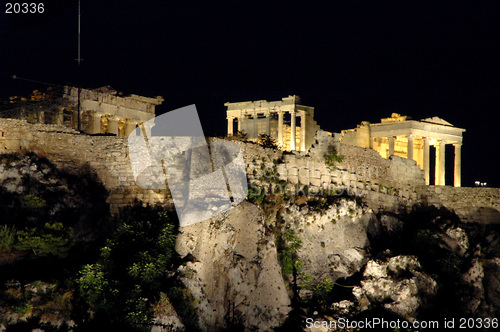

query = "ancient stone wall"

[431,186,500,223]
[1,118,498,222]
[0,118,168,213]
[232,136,428,213]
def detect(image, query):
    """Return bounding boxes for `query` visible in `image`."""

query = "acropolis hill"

[0,91,498,223]
[1,90,500,330]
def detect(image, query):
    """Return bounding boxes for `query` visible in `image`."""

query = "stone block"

[310,177,321,187]
[288,175,298,184]
[320,174,331,184]
[298,175,310,185]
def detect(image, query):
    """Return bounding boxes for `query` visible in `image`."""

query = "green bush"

[299,274,335,307]
[323,144,344,169]
[167,283,201,331]
[13,222,74,257]
[0,224,16,252]
[23,194,47,210]
[75,204,179,330]
[258,134,278,149]
[247,183,266,205]
[276,226,302,275]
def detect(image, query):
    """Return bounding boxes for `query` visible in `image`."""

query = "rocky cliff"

[1,122,499,331]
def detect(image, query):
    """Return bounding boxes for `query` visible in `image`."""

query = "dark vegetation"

[258,134,278,149]
[323,144,344,170]
[0,153,198,331]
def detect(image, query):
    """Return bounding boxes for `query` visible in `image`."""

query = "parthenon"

[225,95,321,151]
[340,113,465,187]
[64,86,164,136]
[1,86,164,137]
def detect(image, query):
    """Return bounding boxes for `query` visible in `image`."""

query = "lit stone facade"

[340,113,465,187]
[64,86,164,136]
[225,95,321,151]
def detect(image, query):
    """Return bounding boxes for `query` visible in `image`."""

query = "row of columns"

[227,110,307,151]
[387,135,461,187]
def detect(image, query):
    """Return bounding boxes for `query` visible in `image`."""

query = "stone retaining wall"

[1,118,498,221]
[431,186,500,223]
[0,119,168,213]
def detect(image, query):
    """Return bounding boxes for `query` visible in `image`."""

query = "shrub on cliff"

[323,144,344,169]
[75,203,181,331]
[258,134,278,149]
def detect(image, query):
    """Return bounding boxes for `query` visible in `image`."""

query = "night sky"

[1,1,499,187]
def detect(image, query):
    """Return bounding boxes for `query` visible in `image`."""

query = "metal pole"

[77,0,81,66]
[77,0,82,131]
[77,87,81,131]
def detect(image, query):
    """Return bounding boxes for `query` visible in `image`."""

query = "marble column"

[435,140,446,185]
[266,113,271,135]
[227,116,234,136]
[125,119,138,137]
[237,116,242,132]
[407,135,415,161]
[423,137,430,185]
[300,111,306,151]
[57,109,64,126]
[142,122,153,137]
[277,110,284,147]
[290,110,296,151]
[38,110,45,124]
[454,143,462,187]
[252,111,257,138]
[108,115,119,135]
[388,136,395,156]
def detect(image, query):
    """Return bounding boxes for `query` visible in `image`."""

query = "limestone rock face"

[175,202,290,331]
[461,257,500,317]
[281,198,374,282]
[461,258,485,315]
[151,296,185,332]
[352,256,437,321]
[483,258,500,314]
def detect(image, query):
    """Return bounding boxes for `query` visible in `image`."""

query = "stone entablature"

[340,113,465,187]
[225,95,321,152]
[64,86,164,136]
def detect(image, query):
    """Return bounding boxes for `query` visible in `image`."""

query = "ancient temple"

[225,95,321,151]
[64,86,164,136]
[340,113,465,187]
[1,86,164,137]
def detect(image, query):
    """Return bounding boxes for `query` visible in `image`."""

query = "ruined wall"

[0,118,168,213]
[339,121,371,148]
[431,186,500,223]
[226,137,427,213]
[1,118,498,222]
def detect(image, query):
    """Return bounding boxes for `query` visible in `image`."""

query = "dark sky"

[1,1,499,187]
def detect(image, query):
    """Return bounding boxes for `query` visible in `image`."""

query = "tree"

[75,204,178,331]
[14,222,74,257]
[258,134,278,149]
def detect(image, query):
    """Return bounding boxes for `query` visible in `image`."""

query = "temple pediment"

[421,116,454,126]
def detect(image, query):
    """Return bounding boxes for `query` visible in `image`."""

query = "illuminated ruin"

[339,113,465,186]
[225,95,321,151]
